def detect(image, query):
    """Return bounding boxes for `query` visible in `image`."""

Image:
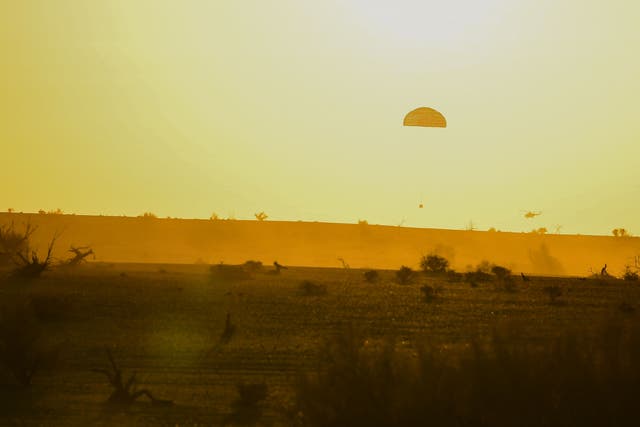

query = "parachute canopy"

[403,107,447,128]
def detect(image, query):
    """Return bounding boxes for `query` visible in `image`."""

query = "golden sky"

[1,0,639,235]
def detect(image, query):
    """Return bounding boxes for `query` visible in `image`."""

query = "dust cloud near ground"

[1,213,638,276]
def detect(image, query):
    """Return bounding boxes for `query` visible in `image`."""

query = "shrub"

[491,265,511,280]
[243,260,263,274]
[420,254,449,274]
[623,267,639,282]
[92,348,172,407]
[11,237,57,280]
[395,266,414,285]
[0,301,58,387]
[289,320,640,427]
[210,263,252,281]
[0,222,34,267]
[464,270,493,287]
[299,281,328,296]
[363,270,379,284]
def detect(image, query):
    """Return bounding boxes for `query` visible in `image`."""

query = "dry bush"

[623,267,639,282]
[491,265,511,280]
[11,236,57,280]
[298,280,328,297]
[0,222,34,268]
[92,348,172,407]
[363,270,379,284]
[243,260,264,274]
[0,301,58,387]
[420,254,449,274]
[289,319,640,427]
[211,263,252,282]
[395,266,414,285]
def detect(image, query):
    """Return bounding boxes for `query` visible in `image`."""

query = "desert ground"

[2,260,639,426]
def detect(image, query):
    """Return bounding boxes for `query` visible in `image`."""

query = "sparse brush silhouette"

[395,266,414,285]
[92,348,172,407]
[290,319,640,427]
[298,280,327,296]
[223,382,268,427]
[363,270,379,284]
[612,228,631,237]
[211,263,252,281]
[254,211,268,221]
[0,222,34,268]
[623,267,639,281]
[491,265,511,280]
[420,254,449,274]
[11,236,56,279]
[243,260,263,274]
[63,245,94,267]
[0,301,58,387]
[464,262,493,287]
[491,265,516,292]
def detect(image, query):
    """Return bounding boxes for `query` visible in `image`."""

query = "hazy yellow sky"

[1,0,639,235]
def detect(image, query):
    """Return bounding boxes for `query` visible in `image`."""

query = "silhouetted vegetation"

[623,267,639,282]
[612,228,631,237]
[363,270,379,284]
[0,222,34,268]
[290,319,640,427]
[530,227,548,235]
[491,265,511,280]
[211,263,252,281]
[299,280,328,296]
[464,261,494,286]
[254,211,268,221]
[92,348,173,407]
[62,245,94,268]
[0,301,58,387]
[395,266,414,285]
[138,212,157,219]
[223,383,268,426]
[243,260,263,274]
[419,254,449,274]
[11,236,56,279]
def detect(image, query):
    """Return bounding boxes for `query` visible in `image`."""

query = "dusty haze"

[2,213,638,276]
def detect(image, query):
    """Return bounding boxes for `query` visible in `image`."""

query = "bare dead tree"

[12,236,57,279]
[92,348,172,407]
[64,246,94,267]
